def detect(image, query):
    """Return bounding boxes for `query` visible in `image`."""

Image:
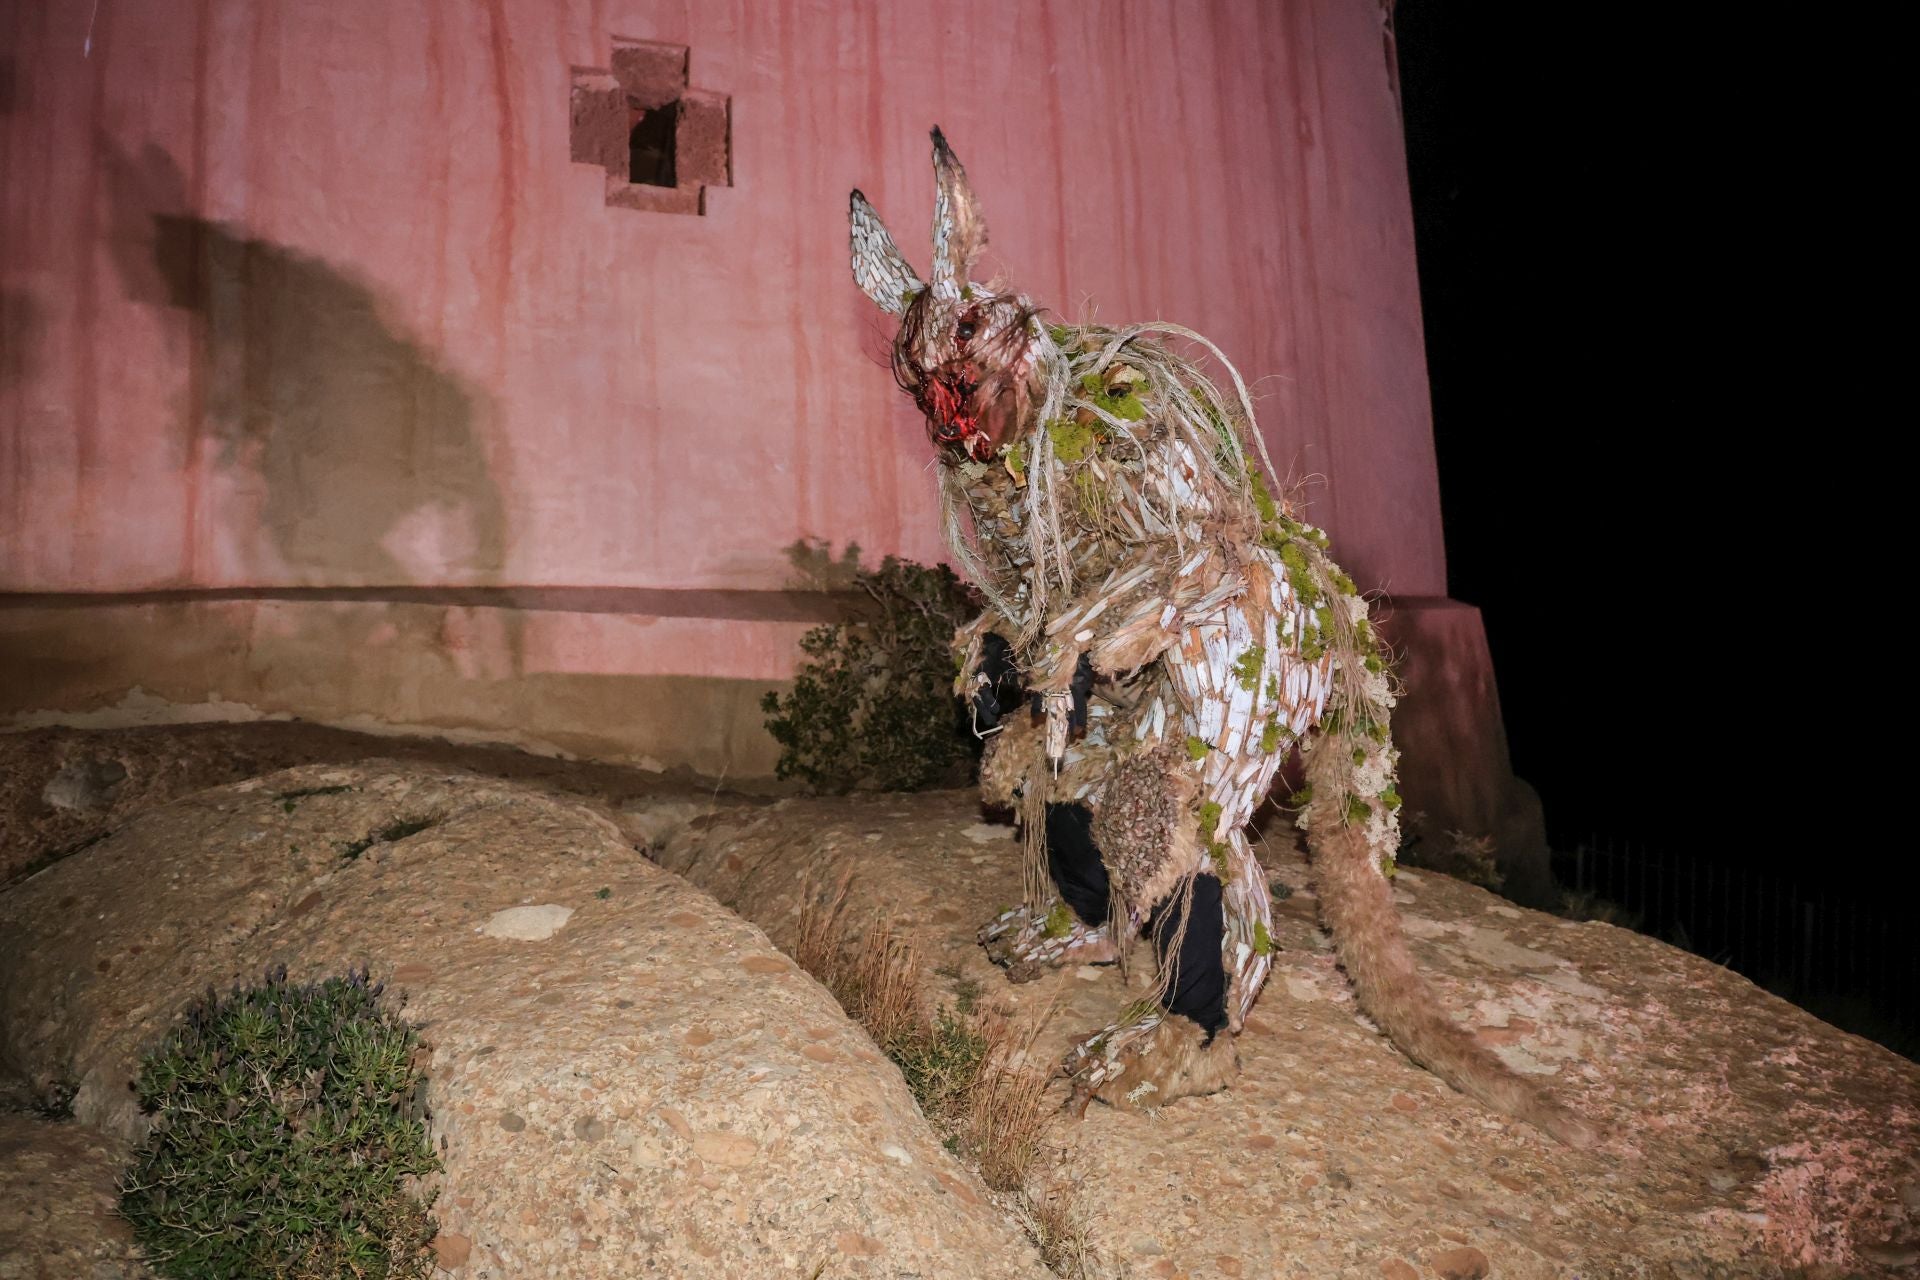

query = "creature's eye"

[955,320,977,341]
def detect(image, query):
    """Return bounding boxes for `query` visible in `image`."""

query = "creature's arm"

[1026,540,1245,696]
[953,614,1026,736]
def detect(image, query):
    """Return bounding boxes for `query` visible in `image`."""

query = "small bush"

[1555,887,1643,930]
[119,966,440,1280]
[762,545,981,793]
[1395,810,1504,891]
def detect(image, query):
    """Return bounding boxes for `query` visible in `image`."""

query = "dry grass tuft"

[847,927,930,1057]
[792,879,1109,1273]
[963,1003,1053,1192]
[1013,1181,1101,1279]
[795,874,853,987]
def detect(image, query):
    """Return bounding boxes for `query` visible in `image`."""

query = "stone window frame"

[570,38,730,216]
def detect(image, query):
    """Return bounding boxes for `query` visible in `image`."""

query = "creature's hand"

[1068,650,1095,736]
[1062,1011,1238,1116]
[968,632,1025,734]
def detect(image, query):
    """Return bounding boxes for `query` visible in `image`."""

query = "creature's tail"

[1300,805,1598,1148]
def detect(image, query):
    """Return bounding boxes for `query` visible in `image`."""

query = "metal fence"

[1552,834,1919,1057]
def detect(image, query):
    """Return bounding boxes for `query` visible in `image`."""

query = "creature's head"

[850,128,1041,462]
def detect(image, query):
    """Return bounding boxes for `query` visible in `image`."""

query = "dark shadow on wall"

[99,139,521,675]
[0,290,42,390]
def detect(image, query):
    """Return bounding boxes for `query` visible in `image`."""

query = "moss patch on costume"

[1252,920,1274,957]
[1246,461,1278,524]
[1197,801,1231,879]
[1047,417,1098,463]
[1043,901,1073,939]
[1186,736,1210,761]
[1231,646,1265,692]
[1077,371,1147,422]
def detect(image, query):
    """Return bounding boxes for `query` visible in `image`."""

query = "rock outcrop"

[5,725,1917,1279]
[0,763,1049,1278]
[0,1112,150,1280]
[658,790,1920,1279]
[0,721,723,889]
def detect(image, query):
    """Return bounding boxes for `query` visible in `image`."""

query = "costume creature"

[848,130,1591,1145]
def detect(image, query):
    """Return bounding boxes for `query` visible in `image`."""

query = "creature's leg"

[1059,872,1238,1113]
[979,802,1120,981]
[1044,803,1112,924]
[1148,873,1228,1038]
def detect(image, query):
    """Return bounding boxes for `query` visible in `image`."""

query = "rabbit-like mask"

[850,128,1040,462]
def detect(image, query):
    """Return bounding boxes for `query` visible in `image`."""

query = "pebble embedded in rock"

[432,1231,473,1269]
[835,1232,885,1256]
[691,1131,759,1167]
[41,758,128,813]
[1430,1244,1490,1279]
[479,904,574,941]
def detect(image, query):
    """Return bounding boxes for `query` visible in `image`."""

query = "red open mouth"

[922,372,990,459]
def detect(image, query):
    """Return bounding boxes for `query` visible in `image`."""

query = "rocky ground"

[2,723,1916,1279]
[0,720,752,890]
[0,1111,146,1280]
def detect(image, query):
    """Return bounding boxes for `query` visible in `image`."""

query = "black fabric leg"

[1043,802,1112,926]
[1149,875,1228,1040]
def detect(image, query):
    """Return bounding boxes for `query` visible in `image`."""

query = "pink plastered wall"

[0,0,1443,677]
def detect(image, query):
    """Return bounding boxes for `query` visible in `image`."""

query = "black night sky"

[1393,10,1916,1048]
[1394,7,1891,896]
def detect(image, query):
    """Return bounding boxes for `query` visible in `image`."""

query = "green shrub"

[1395,810,1505,891]
[119,966,440,1280]
[762,547,981,793]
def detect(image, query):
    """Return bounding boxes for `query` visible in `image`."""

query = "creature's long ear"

[929,126,988,303]
[850,189,924,316]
